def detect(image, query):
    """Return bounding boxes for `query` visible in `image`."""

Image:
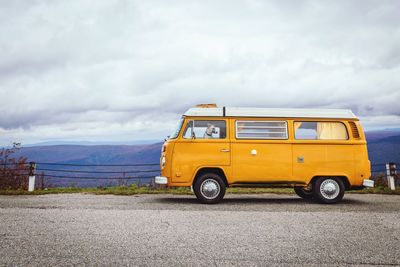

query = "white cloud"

[0,0,400,145]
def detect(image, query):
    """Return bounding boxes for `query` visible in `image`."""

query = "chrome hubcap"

[320,179,340,200]
[200,179,220,200]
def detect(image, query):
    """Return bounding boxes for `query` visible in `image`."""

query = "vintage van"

[155,104,373,204]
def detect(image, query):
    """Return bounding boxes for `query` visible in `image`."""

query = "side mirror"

[190,120,196,139]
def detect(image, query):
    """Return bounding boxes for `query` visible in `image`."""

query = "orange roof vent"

[195,103,218,108]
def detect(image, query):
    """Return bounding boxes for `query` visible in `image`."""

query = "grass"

[0,186,190,196]
[348,186,400,195]
[0,185,399,195]
[0,186,292,196]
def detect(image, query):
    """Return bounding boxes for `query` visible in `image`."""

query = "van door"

[231,120,293,183]
[292,121,354,183]
[171,119,231,184]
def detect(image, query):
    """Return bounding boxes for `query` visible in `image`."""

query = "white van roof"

[184,107,357,119]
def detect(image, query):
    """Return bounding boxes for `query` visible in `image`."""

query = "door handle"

[220,149,230,152]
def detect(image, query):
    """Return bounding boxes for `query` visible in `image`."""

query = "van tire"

[193,173,226,204]
[313,177,345,204]
[294,186,314,200]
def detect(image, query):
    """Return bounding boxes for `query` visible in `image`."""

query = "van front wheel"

[193,173,226,204]
[313,177,345,204]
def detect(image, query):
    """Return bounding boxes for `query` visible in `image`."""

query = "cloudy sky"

[1,0,399,146]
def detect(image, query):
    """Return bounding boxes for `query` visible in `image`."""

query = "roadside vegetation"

[0,185,291,195]
[349,186,400,195]
[0,143,30,190]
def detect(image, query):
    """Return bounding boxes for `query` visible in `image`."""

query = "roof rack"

[184,106,357,119]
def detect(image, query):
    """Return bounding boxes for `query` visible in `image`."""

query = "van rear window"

[236,121,288,139]
[294,122,348,140]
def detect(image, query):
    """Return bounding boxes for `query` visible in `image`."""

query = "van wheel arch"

[193,168,228,187]
[310,175,350,190]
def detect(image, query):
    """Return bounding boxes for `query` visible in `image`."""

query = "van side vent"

[349,122,360,139]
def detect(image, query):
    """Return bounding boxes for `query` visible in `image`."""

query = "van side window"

[183,120,226,139]
[294,122,348,140]
[236,121,288,139]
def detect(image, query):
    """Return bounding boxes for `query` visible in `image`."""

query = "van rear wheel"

[294,186,313,200]
[193,173,226,204]
[313,177,345,204]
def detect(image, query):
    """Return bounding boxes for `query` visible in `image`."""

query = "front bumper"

[363,179,374,188]
[155,176,168,185]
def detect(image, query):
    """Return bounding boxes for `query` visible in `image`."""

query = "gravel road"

[0,193,399,266]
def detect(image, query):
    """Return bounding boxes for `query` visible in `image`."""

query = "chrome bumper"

[155,176,168,185]
[363,179,374,188]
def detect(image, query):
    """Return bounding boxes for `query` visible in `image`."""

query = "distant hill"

[367,135,400,167]
[364,129,400,168]
[23,140,161,147]
[365,129,400,142]
[16,143,162,165]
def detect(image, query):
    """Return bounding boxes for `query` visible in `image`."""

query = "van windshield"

[169,117,184,139]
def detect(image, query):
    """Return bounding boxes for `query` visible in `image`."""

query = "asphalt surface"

[0,193,399,266]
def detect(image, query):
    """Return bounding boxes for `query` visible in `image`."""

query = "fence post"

[386,162,397,190]
[28,162,36,192]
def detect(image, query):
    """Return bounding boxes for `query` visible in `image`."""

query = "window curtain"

[294,122,302,131]
[317,122,347,140]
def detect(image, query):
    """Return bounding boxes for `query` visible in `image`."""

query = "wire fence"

[1,161,398,189]
[1,161,161,188]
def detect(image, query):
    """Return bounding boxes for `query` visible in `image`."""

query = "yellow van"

[155,104,373,204]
